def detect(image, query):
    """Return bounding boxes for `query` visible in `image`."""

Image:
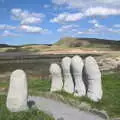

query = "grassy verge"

[55,72,120,118]
[0,95,54,120]
[0,72,120,118]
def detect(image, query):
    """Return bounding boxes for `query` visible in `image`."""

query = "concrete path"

[29,96,105,120]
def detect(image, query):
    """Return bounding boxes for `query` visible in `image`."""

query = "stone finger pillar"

[71,55,86,97]
[84,56,103,102]
[6,69,28,112]
[61,57,74,94]
[49,63,63,92]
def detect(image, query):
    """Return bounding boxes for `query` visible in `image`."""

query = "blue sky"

[0,0,120,45]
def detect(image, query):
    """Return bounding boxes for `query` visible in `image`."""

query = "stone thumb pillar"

[49,63,63,92]
[61,57,74,94]
[6,69,28,112]
[84,56,103,102]
[71,55,86,97]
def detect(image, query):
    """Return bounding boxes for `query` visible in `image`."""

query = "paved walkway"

[29,96,105,120]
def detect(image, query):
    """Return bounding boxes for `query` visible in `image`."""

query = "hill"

[54,37,120,50]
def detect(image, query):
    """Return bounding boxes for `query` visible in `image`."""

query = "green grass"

[0,72,120,118]
[28,72,120,117]
[28,79,51,94]
[0,95,54,120]
[55,72,120,118]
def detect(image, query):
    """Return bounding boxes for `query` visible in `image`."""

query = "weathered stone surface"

[71,55,86,96]
[84,56,103,102]
[61,57,74,93]
[49,63,63,92]
[6,69,28,112]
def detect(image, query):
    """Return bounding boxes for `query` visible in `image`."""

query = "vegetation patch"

[0,95,54,120]
[0,72,120,118]
[28,79,51,94]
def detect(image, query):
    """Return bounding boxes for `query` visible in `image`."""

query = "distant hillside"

[0,44,13,48]
[54,37,120,50]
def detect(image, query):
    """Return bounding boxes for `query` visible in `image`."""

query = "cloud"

[113,24,120,28]
[88,19,105,28]
[85,7,120,16]
[52,0,89,9]
[51,0,120,24]
[57,24,78,32]
[43,4,50,8]
[51,7,120,23]
[50,12,83,23]
[77,24,120,35]
[96,0,120,5]
[52,0,120,9]
[11,8,45,24]
[1,30,18,37]
[88,19,98,24]
[77,28,99,35]
[19,25,49,34]
[108,28,120,33]
[0,24,16,30]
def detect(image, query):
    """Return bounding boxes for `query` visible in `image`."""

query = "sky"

[0,0,120,45]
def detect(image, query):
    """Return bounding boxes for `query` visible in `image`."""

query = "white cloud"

[43,4,50,8]
[77,25,120,35]
[51,0,120,24]
[108,28,120,33]
[113,24,120,28]
[11,8,45,24]
[19,25,48,34]
[57,24,78,32]
[85,7,120,16]
[88,19,98,24]
[77,28,99,35]
[0,24,16,30]
[51,12,83,23]
[88,19,105,28]
[51,6,120,23]
[52,0,120,9]
[52,0,89,9]
[96,0,120,5]
[1,30,18,37]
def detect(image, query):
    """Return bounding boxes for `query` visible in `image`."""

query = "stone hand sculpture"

[61,57,74,94]
[6,69,28,112]
[49,63,63,92]
[71,55,86,96]
[84,56,103,102]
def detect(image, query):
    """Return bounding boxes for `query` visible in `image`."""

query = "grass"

[0,79,53,120]
[28,79,51,95]
[0,72,120,118]
[0,95,54,120]
[29,72,120,118]
[54,72,120,118]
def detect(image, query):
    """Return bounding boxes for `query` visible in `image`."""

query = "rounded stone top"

[61,57,71,69]
[49,63,61,74]
[12,69,25,75]
[71,55,84,72]
[85,56,97,63]
[84,56,101,76]
[72,55,83,64]
[11,69,26,81]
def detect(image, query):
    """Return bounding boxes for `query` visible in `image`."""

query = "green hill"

[54,37,120,50]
